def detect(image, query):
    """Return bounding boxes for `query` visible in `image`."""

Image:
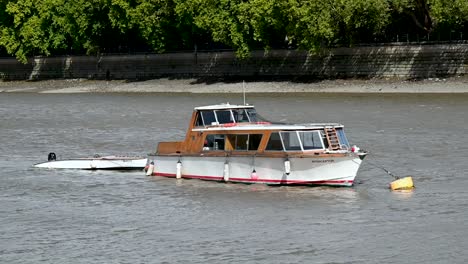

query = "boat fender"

[48,152,56,161]
[176,160,182,179]
[251,169,258,180]
[351,145,360,153]
[146,161,155,176]
[284,159,291,175]
[223,162,230,182]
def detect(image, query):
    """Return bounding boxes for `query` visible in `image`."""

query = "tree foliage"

[430,0,468,29]
[1,0,468,62]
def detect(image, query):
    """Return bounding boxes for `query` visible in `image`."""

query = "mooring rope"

[365,160,400,179]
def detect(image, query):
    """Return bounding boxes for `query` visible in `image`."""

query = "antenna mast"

[243,80,246,105]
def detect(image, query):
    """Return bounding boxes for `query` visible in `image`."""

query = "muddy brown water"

[1,92,467,263]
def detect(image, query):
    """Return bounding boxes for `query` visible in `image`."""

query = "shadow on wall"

[0,44,467,82]
[407,45,468,79]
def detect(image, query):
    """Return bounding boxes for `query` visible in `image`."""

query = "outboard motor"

[48,152,57,161]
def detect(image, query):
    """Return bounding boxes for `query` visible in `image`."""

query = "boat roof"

[192,123,344,131]
[194,103,255,111]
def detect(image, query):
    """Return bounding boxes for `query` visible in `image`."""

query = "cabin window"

[232,109,250,123]
[336,128,350,148]
[299,131,324,150]
[200,111,216,126]
[246,109,258,122]
[203,134,225,150]
[215,110,233,124]
[248,134,263,150]
[265,132,283,151]
[229,134,263,151]
[195,112,203,126]
[280,132,302,151]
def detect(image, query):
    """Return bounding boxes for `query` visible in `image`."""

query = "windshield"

[246,109,270,123]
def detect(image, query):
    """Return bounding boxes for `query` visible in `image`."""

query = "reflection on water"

[390,189,415,199]
[152,175,360,203]
[1,93,468,263]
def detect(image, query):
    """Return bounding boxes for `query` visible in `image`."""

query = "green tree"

[237,0,287,49]
[430,0,468,29]
[0,0,130,62]
[284,0,390,50]
[110,0,190,52]
[177,0,252,57]
[336,0,390,45]
[390,0,434,33]
[284,0,337,51]
[0,0,68,62]
[1,0,468,62]
[175,0,288,57]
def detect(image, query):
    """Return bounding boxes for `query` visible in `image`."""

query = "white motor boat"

[146,103,367,187]
[34,153,147,170]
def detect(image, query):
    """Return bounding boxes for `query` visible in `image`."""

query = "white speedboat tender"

[34,152,147,170]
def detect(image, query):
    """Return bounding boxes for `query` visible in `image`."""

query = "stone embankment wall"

[1,44,467,81]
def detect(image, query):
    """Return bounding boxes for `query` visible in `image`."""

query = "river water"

[1,92,467,263]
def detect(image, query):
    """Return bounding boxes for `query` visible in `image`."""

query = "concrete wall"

[1,44,467,81]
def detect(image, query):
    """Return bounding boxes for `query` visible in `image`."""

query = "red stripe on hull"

[152,172,353,186]
[154,172,224,181]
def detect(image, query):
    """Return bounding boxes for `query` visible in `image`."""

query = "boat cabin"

[156,104,350,156]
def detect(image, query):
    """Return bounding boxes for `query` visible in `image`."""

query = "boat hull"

[34,158,148,170]
[147,154,363,187]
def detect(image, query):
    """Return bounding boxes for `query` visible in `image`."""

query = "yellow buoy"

[390,176,414,191]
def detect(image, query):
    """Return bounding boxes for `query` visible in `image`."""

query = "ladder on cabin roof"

[324,127,341,151]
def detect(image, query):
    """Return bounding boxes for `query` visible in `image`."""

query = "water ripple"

[1,93,468,263]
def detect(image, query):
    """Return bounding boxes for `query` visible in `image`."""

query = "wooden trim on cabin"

[185,111,198,139]
[157,141,184,154]
[257,130,271,152]
[182,129,274,154]
[159,126,345,155]
[156,111,205,155]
